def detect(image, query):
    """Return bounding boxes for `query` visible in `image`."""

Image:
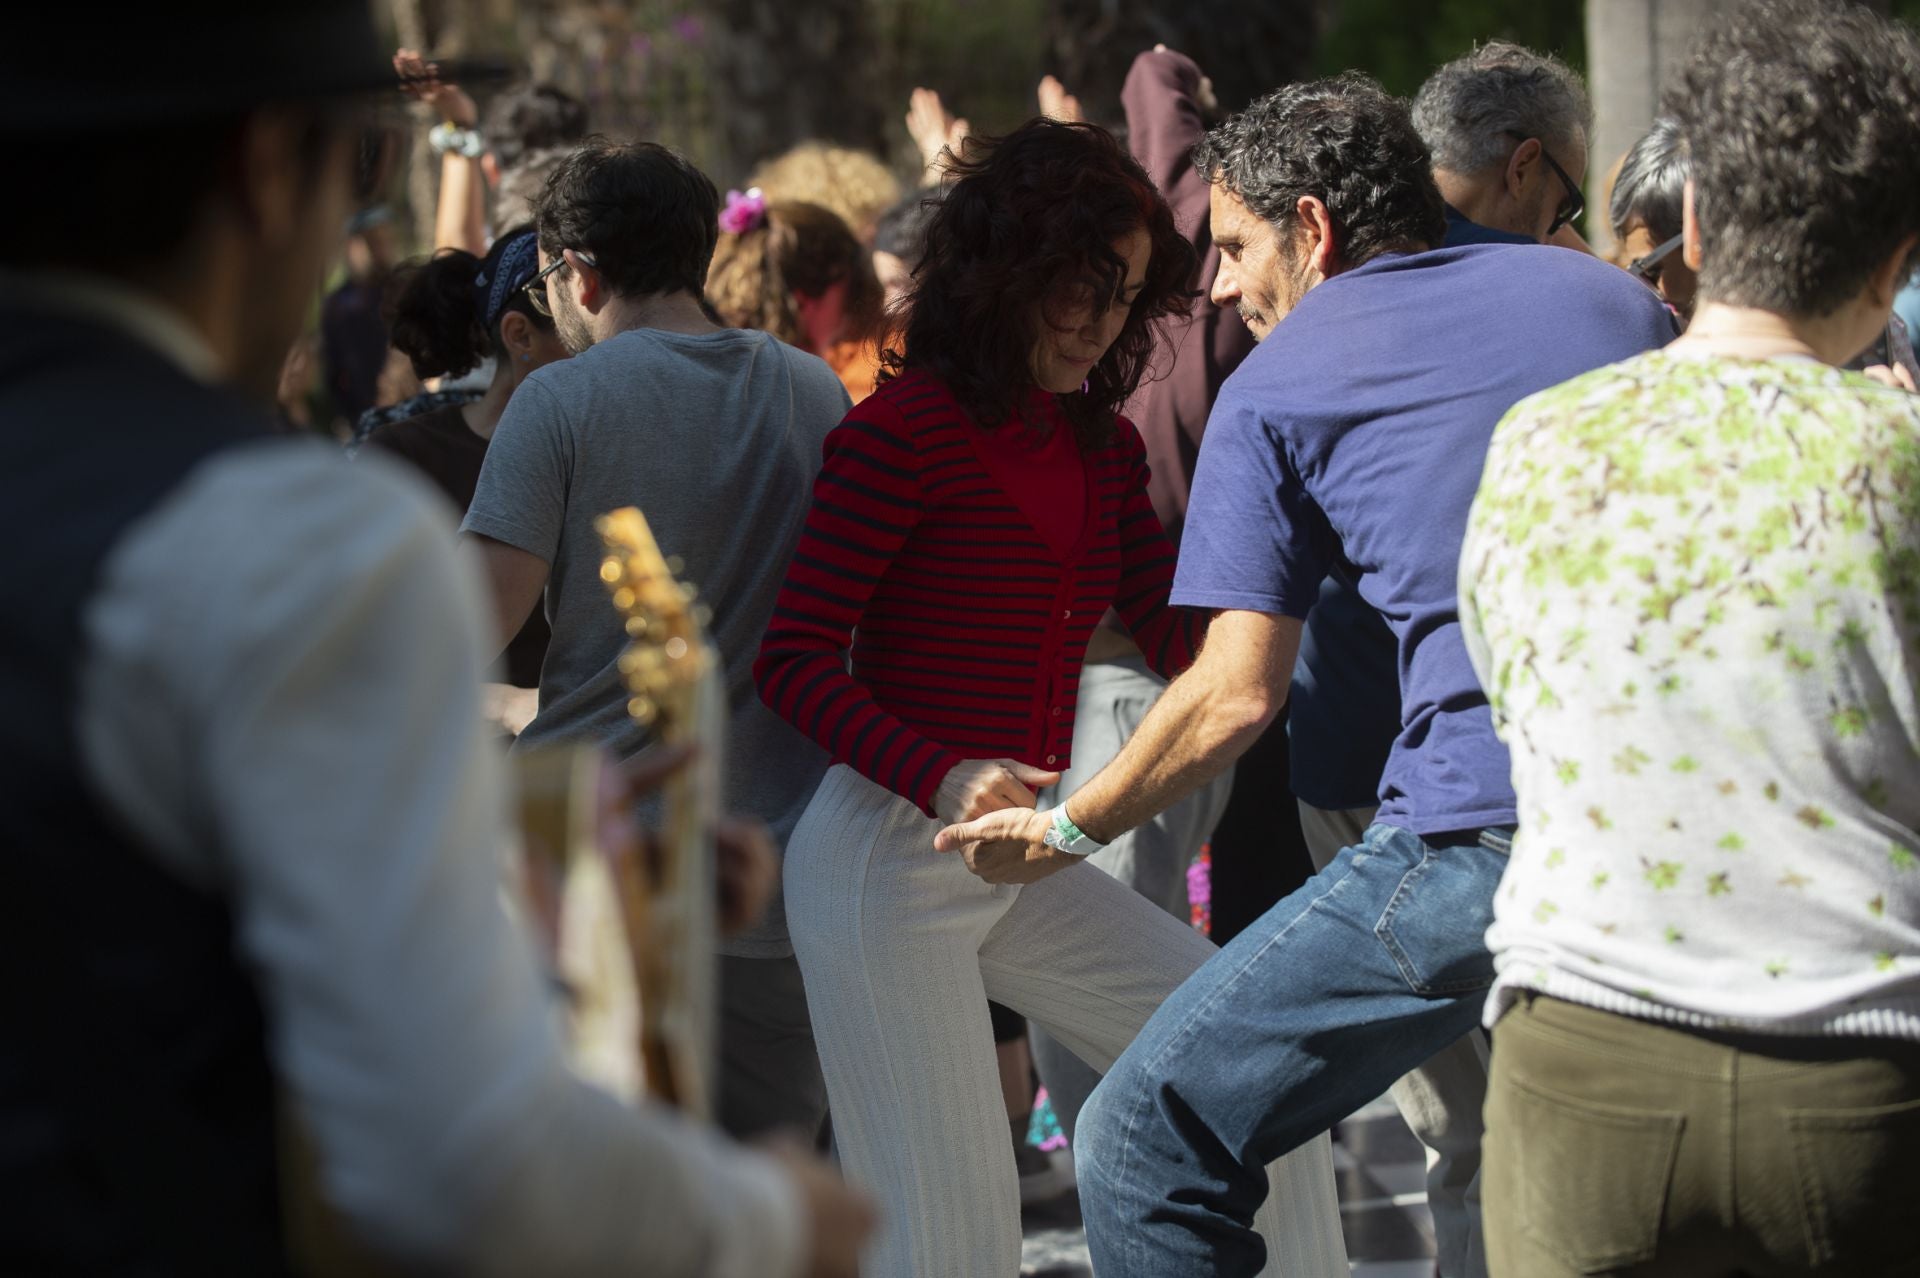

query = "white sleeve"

[78,443,807,1278]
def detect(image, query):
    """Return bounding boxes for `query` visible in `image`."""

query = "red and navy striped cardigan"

[754,371,1205,814]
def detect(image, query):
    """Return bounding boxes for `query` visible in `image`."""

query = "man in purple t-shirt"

[935,73,1674,1275]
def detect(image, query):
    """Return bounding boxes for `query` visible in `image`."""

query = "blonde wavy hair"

[706,201,881,352]
[747,142,902,244]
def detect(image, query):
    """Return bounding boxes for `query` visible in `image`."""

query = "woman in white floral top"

[1458,3,1920,1274]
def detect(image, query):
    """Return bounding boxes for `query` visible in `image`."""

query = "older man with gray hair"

[1414,40,1592,249]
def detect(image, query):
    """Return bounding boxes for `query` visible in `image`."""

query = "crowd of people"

[4,0,1919,1276]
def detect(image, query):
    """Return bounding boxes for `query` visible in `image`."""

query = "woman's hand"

[932,757,1062,826]
[906,87,970,184]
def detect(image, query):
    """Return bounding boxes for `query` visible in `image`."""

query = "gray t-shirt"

[464,326,848,956]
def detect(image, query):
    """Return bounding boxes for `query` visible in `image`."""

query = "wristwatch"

[429,122,486,159]
[1041,806,1107,858]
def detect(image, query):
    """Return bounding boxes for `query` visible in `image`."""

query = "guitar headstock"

[596,507,712,737]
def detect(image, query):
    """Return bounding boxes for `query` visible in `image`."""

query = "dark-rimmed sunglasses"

[1628,233,1685,285]
[1508,133,1585,237]
[523,251,597,318]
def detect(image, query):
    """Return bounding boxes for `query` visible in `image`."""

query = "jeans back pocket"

[1373,841,1503,996]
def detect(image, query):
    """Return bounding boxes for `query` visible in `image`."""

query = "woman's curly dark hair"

[881,119,1195,447]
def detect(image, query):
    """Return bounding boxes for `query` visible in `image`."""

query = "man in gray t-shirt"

[464,140,849,1141]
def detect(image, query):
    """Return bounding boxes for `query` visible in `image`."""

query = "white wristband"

[1041,805,1106,857]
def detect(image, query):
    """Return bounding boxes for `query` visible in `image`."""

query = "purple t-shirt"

[1174,243,1676,835]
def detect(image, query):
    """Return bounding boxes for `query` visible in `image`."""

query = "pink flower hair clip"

[719,186,769,235]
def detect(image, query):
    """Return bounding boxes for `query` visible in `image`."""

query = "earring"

[520,353,532,362]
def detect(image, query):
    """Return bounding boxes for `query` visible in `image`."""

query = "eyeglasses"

[1628,233,1685,285]
[523,250,597,318]
[1508,133,1585,237]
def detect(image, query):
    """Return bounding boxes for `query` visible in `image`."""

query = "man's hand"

[762,1138,877,1278]
[715,817,776,937]
[932,806,1078,885]
[394,48,479,128]
[931,757,1060,826]
[906,87,970,183]
[1036,74,1084,123]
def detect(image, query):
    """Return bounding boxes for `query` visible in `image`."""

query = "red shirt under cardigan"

[755,371,1204,815]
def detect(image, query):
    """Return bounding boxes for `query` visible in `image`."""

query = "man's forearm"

[1065,659,1279,845]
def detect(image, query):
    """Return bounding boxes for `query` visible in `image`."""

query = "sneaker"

[1015,1137,1076,1205]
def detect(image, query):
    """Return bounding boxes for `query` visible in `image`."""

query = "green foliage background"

[1316,1,1587,95]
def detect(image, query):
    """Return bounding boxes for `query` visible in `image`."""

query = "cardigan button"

[1045,754,1058,765]
[1051,706,1062,717]
[1061,609,1072,620]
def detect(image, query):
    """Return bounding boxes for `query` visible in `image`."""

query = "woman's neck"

[1673,301,1845,364]
[459,364,517,442]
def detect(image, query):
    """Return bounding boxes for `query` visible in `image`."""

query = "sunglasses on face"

[1629,233,1685,285]
[1508,133,1585,237]
[523,251,598,317]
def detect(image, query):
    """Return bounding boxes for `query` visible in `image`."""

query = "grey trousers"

[1298,800,1490,1278]
[717,950,829,1141]
[1029,655,1236,1141]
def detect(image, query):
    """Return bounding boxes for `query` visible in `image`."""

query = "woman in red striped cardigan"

[755,120,1344,1277]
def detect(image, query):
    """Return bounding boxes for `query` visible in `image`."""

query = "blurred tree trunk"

[1042,0,1323,125]
[1584,0,1723,258]
[703,0,887,182]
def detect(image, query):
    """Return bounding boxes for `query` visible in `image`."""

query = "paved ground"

[1020,1094,1437,1277]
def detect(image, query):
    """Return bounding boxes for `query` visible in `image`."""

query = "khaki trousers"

[1486,992,1920,1277]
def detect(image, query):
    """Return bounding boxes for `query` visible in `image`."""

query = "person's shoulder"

[368,402,470,452]
[767,334,853,406]
[1506,348,1660,425]
[117,440,459,644]
[226,436,457,535]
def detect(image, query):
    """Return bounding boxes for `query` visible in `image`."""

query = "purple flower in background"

[719,187,768,235]
[672,14,705,44]
[629,33,653,59]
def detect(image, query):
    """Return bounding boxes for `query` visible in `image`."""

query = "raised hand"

[394,47,478,128]
[1036,74,1084,124]
[906,86,970,182]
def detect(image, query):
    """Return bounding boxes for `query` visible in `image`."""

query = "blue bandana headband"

[474,231,541,330]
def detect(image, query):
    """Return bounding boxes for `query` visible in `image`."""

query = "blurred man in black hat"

[0,4,869,1275]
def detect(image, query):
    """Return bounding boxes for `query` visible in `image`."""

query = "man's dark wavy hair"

[1192,73,1445,269]
[1665,0,1920,317]
[881,119,1195,448]
[535,137,719,300]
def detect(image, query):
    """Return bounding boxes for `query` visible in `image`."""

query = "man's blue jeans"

[1077,823,1510,1276]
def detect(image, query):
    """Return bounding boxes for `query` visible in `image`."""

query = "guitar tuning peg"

[680,581,698,602]
[665,555,685,575]
[628,695,657,725]
[692,604,713,628]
